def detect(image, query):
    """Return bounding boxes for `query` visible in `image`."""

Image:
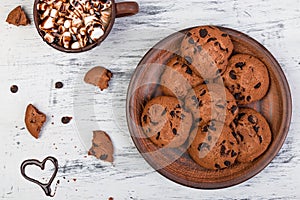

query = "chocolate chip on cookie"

[141,96,193,148]
[233,108,272,163]
[160,55,203,99]
[180,26,233,79]
[185,83,238,126]
[188,121,239,170]
[222,54,270,104]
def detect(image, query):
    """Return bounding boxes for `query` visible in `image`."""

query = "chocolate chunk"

[199,28,208,38]
[188,37,195,44]
[224,160,231,167]
[230,105,238,114]
[197,45,202,51]
[200,90,206,96]
[202,125,208,132]
[221,33,228,37]
[170,111,175,117]
[258,135,263,143]
[229,70,237,80]
[231,150,237,157]
[176,104,181,108]
[220,145,226,156]
[216,69,223,75]
[246,95,251,101]
[185,66,193,75]
[172,128,177,135]
[143,115,148,123]
[214,164,221,169]
[184,56,192,65]
[254,82,261,89]
[248,115,256,124]
[186,32,192,37]
[207,37,217,43]
[156,132,160,140]
[253,125,260,132]
[237,131,244,141]
[235,62,246,70]
[10,85,18,93]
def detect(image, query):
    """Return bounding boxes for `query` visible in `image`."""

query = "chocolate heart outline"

[20,156,58,197]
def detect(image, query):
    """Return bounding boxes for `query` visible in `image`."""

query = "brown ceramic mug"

[33,0,139,53]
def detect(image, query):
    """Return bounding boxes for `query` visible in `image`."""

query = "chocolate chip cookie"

[185,83,238,126]
[141,96,193,148]
[180,26,233,79]
[160,55,203,99]
[233,108,272,163]
[188,121,239,170]
[223,54,270,105]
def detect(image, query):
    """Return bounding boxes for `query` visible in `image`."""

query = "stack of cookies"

[141,26,272,170]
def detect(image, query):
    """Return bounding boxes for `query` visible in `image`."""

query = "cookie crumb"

[84,66,113,91]
[88,131,114,163]
[24,104,46,139]
[6,6,30,26]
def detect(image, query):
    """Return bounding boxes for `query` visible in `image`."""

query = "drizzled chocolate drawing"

[20,156,59,197]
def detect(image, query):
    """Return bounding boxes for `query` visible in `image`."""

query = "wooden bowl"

[126,26,292,189]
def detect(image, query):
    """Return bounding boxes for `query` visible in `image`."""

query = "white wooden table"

[0,0,299,199]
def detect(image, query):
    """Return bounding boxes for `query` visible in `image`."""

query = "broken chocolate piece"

[24,104,47,139]
[88,130,114,163]
[84,66,113,91]
[6,6,30,26]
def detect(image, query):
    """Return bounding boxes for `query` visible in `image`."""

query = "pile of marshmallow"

[36,0,112,49]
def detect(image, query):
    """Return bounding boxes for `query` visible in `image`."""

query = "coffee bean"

[199,28,208,38]
[10,85,18,93]
[61,116,72,124]
[55,81,64,89]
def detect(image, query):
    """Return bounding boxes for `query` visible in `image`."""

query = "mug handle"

[115,2,139,18]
